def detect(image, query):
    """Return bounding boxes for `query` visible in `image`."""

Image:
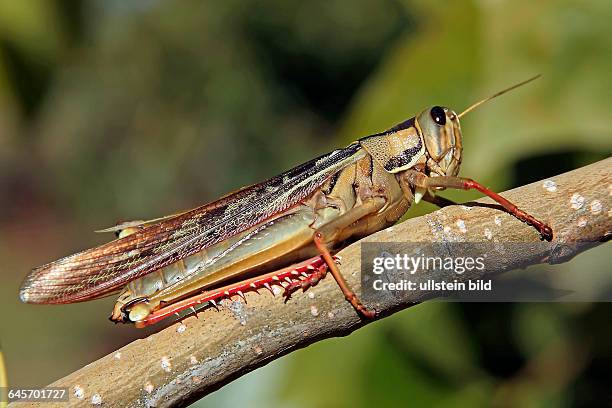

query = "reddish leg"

[314,231,376,318]
[282,259,332,301]
[135,256,328,328]
[408,173,553,241]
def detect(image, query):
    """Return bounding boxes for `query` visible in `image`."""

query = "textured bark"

[14,158,611,408]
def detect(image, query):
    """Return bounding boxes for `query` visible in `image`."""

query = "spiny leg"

[312,196,386,319]
[314,232,376,318]
[135,256,329,327]
[404,171,553,240]
[137,196,384,326]
[282,259,330,301]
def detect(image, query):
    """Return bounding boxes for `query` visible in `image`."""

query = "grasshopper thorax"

[415,106,463,178]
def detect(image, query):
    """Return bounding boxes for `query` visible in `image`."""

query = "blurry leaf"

[279,325,378,407]
[513,303,568,357]
[0,0,64,60]
[384,302,481,381]
[466,0,612,182]
[339,0,480,141]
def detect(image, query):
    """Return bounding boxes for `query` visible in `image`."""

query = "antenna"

[457,74,541,119]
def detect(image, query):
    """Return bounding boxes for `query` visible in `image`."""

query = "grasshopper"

[19,76,552,327]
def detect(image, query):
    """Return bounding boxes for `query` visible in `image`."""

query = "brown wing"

[20,143,364,304]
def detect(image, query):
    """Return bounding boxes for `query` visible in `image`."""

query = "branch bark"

[17,158,611,408]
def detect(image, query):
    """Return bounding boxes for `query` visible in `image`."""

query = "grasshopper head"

[416,106,463,177]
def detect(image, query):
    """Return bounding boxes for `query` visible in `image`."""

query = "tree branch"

[17,158,611,408]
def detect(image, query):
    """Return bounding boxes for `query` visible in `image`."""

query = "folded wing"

[20,143,364,304]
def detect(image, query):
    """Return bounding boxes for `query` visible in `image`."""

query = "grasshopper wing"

[20,144,364,304]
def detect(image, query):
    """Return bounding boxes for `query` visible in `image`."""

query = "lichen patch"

[74,386,84,400]
[456,219,467,233]
[91,394,102,405]
[590,200,602,215]
[144,381,154,394]
[542,180,557,192]
[570,193,585,210]
[310,305,319,317]
[161,356,172,373]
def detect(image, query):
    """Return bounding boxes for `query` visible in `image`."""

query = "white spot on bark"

[443,226,451,234]
[272,285,282,295]
[189,355,198,365]
[542,180,557,192]
[161,356,172,372]
[307,292,315,299]
[144,382,154,394]
[456,219,467,233]
[327,311,335,318]
[577,217,588,227]
[228,300,248,325]
[74,386,84,399]
[310,305,319,317]
[91,394,102,405]
[176,323,186,333]
[114,352,121,360]
[570,193,585,210]
[590,200,602,214]
[484,228,493,240]
[494,215,502,226]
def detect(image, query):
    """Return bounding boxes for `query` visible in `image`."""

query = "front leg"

[400,170,553,241]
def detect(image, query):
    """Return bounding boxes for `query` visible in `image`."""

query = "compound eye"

[430,106,446,126]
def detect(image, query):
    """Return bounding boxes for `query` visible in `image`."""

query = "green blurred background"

[0,0,611,406]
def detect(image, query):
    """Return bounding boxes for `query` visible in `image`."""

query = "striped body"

[22,104,465,325]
